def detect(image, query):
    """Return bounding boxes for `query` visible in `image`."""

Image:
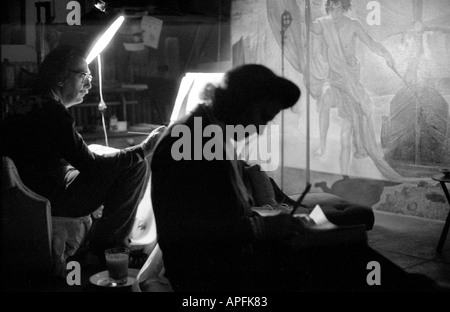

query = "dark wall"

[109,0,230,18]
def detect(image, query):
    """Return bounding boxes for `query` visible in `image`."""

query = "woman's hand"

[262,214,307,241]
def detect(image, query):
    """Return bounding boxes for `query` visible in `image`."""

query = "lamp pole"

[97,54,108,146]
[86,15,125,147]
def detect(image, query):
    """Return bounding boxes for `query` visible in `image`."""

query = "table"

[432,174,450,253]
[75,84,147,124]
[81,129,147,149]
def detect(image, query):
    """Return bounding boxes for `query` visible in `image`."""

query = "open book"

[290,205,368,250]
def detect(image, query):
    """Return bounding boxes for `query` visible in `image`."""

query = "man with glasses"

[1,45,165,263]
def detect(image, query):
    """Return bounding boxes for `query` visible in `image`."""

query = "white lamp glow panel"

[170,72,224,124]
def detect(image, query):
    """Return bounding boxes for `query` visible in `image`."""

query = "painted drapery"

[232,0,449,181]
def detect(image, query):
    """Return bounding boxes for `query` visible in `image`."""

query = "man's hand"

[141,125,167,157]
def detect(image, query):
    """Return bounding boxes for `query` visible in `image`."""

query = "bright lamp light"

[86,15,125,65]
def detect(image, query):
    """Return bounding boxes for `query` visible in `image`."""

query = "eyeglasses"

[69,69,93,84]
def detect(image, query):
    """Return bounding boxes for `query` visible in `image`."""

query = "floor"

[368,210,450,287]
[2,210,449,292]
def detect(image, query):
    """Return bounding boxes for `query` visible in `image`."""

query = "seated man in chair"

[1,45,166,260]
[151,64,443,292]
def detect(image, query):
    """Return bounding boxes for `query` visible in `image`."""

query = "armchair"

[1,143,158,281]
[1,156,92,278]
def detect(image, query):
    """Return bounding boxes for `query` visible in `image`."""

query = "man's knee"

[138,159,149,172]
[123,160,149,182]
[135,160,149,178]
[322,86,338,109]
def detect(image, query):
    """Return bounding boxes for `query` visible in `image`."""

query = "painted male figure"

[311,0,402,180]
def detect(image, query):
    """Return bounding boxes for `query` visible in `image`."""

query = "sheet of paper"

[141,16,163,49]
[308,205,330,226]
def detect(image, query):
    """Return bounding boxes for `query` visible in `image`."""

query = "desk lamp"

[86,15,125,146]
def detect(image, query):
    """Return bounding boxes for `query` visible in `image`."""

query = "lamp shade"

[86,15,125,64]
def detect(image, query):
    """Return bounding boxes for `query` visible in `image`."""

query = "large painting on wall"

[231,0,450,220]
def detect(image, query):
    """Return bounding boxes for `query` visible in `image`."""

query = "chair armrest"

[2,157,53,275]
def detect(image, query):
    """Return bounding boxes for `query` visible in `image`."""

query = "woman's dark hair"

[34,45,87,93]
[325,0,352,14]
[211,64,300,123]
